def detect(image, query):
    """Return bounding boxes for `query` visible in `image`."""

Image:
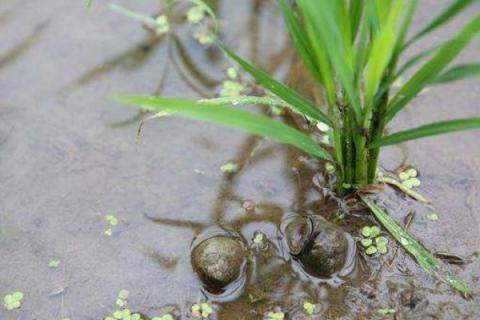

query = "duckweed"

[361,226,388,256]
[220,162,238,173]
[220,81,244,97]
[152,315,174,320]
[267,311,285,320]
[105,214,120,236]
[48,259,61,268]
[227,67,238,80]
[377,308,395,316]
[155,15,170,35]
[187,6,205,24]
[399,168,421,189]
[303,302,316,315]
[3,292,23,311]
[191,302,214,319]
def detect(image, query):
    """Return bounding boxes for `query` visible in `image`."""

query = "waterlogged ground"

[0,0,479,319]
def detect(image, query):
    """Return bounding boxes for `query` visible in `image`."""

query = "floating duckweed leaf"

[376,236,389,246]
[378,308,395,316]
[118,289,129,300]
[361,226,372,237]
[402,177,421,189]
[360,238,373,247]
[253,233,264,245]
[48,260,61,268]
[220,162,238,173]
[220,80,244,97]
[193,29,214,45]
[153,315,174,320]
[187,6,205,24]
[4,292,23,311]
[104,228,113,237]
[106,214,119,226]
[303,302,316,315]
[227,67,238,80]
[155,15,170,35]
[399,172,410,180]
[325,163,335,174]
[427,213,439,221]
[378,244,388,254]
[116,298,125,307]
[410,178,421,187]
[366,246,378,255]
[113,310,123,318]
[370,226,381,237]
[267,311,285,320]
[201,303,213,317]
[191,304,201,317]
[406,168,418,177]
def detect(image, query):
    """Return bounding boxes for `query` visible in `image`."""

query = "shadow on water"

[0,21,48,70]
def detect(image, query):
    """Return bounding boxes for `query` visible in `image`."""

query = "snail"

[283,214,351,278]
[191,231,246,293]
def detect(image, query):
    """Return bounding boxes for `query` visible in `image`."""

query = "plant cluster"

[118,0,480,196]
[114,0,478,298]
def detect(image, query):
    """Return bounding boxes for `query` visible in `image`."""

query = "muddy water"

[0,0,479,319]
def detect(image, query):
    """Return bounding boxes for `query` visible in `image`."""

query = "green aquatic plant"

[360,225,389,255]
[104,214,119,237]
[113,0,478,297]
[3,292,23,311]
[191,302,214,319]
[118,0,480,195]
[302,302,316,315]
[48,259,61,268]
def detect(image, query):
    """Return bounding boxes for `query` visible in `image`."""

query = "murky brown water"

[0,0,479,319]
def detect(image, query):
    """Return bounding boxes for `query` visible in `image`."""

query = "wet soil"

[0,0,479,319]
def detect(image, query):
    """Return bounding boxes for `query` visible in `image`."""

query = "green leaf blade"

[361,196,472,298]
[299,0,362,122]
[430,63,480,85]
[278,0,323,84]
[387,14,480,123]
[406,0,476,48]
[116,96,333,161]
[218,43,333,127]
[371,118,480,148]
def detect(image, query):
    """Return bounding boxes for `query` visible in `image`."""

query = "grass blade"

[371,118,480,147]
[430,63,480,85]
[361,196,472,298]
[218,43,333,127]
[395,44,442,78]
[299,0,362,122]
[386,14,480,123]
[405,0,475,48]
[394,0,418,54]
[278,0,323,84]
[116,96,333,161]
[365,0,404,106]
[109,3,158,27]
[349,0,365,43]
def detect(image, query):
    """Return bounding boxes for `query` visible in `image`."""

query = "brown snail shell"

[284,214,349,277]
[191,234,246,292]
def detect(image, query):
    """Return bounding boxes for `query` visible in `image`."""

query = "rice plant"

[118,0,480,196]
[115,1,480,296]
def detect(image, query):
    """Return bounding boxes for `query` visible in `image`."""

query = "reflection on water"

[0,0,479,319]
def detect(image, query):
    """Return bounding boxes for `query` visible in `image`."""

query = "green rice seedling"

[114,1,479,296]
[118,0,480,195]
